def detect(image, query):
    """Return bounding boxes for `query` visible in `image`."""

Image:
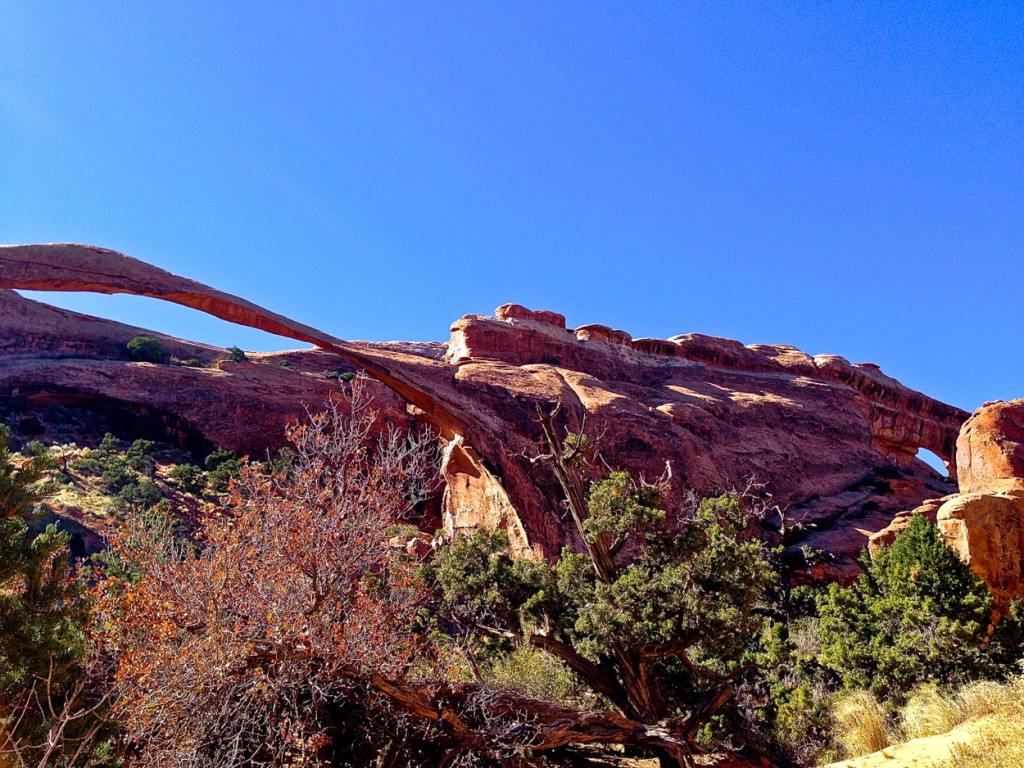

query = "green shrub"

[126,439,157,476]
[225,346,248,363]
[263,447,296,480]
[127,336,164,363]
[205,449,241,492]
[486,644,582,705]
[429,465,777,758]
[277,359,293,368]
[322,369,356,381]
[180,358,202,367]
[97,433,121,456]
[170,464,206,495]
[100,457,135,494]
[113,479,165,513]
[817,514,1024,698]
[204,448,236,471]
[69,452,104,476]
[0,430,109,763]
[771,682,834,763]
[21,440,49,458]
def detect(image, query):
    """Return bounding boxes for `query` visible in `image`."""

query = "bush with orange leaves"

[95,384,442,768]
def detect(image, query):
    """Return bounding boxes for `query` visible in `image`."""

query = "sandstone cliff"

[1,244,967,578]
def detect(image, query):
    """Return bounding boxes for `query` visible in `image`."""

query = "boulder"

[868,496,950,555]
[494,303,567,330]
[957,399,1024,492]
[936,488,1024,607]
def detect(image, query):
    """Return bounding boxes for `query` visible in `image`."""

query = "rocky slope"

[1,243,968,578]
[0,288,417,456]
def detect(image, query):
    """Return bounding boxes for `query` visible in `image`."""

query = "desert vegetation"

[125,337,163,363]
[1,390,1022,768]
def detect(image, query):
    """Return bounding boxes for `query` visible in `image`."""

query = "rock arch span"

[1,243,968,574]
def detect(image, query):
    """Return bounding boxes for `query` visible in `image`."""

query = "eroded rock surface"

[957,399,1024,493]
[1,244,967,576]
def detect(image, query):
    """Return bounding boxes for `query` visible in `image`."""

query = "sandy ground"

[821,718,988,768]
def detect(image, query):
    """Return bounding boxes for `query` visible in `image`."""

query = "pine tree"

[430,407,777,767]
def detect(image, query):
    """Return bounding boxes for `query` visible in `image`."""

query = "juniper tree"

[430,404,777,767]
[817,513,1024,698]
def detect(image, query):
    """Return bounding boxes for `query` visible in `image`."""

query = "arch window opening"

[916,447,950,478]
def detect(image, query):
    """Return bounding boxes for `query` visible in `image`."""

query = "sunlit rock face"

[940,401,1024,609]
[956,399,1024,493]
[1,244,966,579]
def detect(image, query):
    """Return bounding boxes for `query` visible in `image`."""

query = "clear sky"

[1,2,1021,415]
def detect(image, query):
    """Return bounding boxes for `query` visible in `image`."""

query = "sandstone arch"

[1,243,968,575]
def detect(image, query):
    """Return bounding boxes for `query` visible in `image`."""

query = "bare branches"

[96,384,444,768]
[1,652,116,768]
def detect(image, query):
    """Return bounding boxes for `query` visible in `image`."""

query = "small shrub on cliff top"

[321,369,356,381]
[126,335,164,363]
[225,345,248,363]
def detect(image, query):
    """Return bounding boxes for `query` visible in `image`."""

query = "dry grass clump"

[951,679,1017,720]
[831,676,1024,760]
[897,685,962,740]
[832,690,895,757]
[487,645,582,705]
[939,676,1024,768]
[898,678,1020,741]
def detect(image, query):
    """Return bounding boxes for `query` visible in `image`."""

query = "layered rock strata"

[1,244,967,577]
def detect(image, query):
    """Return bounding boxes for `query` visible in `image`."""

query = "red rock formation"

[867,496,949,554]
[937,488,1024,608]
[870,400,1024,608]
[957,400,1024,493]
[1,244,967,576]
[0,289,414,456]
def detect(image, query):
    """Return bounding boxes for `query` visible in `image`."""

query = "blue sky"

[1,2,1021,415]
